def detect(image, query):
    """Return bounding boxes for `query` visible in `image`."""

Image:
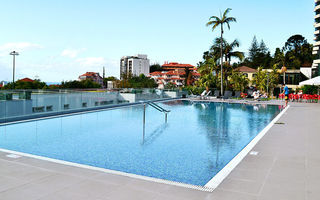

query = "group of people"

[252,90,268,100]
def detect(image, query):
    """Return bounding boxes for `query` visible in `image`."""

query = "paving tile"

[125,178,171,193]
[217,178,263,195]
[91,173,134,186]
[159,185,211,200]
[0,175,29,193]
[59,179,119,199]
[207,189,258,200]
[227,168,268,182]
[104,186,158,200]
[259,183,305,200]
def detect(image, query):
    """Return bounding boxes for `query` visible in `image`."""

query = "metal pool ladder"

[148,102,170,120]
[142,101,170,141]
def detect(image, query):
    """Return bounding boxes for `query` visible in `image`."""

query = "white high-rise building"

[313,0,320,76]
[120,54,150,79]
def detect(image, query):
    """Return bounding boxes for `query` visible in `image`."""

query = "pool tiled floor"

[0,102,319,200]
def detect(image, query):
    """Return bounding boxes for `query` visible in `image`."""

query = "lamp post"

[10,51,19,89]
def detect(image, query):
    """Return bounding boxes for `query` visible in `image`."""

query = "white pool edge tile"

[0,147,213,192]
[204,105,290,189]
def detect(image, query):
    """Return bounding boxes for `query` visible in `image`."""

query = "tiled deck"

[0,102,319,200]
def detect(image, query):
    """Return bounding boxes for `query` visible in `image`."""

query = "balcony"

[314,41,320,47]
[313,59,320,64]
[315,22,320,28]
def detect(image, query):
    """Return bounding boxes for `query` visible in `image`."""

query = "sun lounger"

[234,91,241,98]
[222,91,233,99]
[213,90,221,98]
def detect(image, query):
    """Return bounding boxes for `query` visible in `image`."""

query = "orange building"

[78,72,103,85]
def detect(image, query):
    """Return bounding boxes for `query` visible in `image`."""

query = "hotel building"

[313,0,320,75]
[120,54,150,79]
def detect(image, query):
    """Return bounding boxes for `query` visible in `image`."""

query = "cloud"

[61,48,86,58]
[0,42,43,57]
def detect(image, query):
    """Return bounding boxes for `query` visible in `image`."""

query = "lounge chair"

[204,91,211,99]
[200,90,211,100]
[213,90,221,98]
[200,90,207,100]
[222,91,233,99]
[234,91,241,98]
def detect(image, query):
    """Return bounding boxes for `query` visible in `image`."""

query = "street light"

[10,51,19,89]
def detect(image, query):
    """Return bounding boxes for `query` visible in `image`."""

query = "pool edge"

[0,102,288,193]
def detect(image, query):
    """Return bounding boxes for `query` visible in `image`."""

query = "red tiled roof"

[192,72,200,76]
[150,71,163,75]
[301,63,312,68]
[166,71,185,75]
[234,66,257,73]
[80,72,101,77]
[18,78,34,82]
[162,62,195,68]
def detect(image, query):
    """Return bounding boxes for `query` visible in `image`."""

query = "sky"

[0,0,314,82]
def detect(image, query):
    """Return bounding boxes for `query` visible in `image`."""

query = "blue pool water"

[0,100,281,186]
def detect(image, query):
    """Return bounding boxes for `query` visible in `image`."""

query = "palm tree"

[206,8,236,95]
[210,38,244,63]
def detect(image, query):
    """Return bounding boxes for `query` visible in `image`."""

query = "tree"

[165,82,176,89]
[196,57,219,91]
[247,36,272,69]
[248,36,259,60]
[210,38,244,63]
[117,74,157,88]
[3,79,47,90]
[252,67,267,92]
[230,72,249,92]
[60,80,101,89]
[283,34,314,69]
[266,65,280,96]
[284,34,307,53]
[272,48,285,66]
[259,40,268,55]
[150,64,162,73]
[206,8,236,95]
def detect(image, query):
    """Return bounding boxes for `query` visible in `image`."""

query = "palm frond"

[223,8,232,18]
[209,16,221,21]
[230,39,240,48]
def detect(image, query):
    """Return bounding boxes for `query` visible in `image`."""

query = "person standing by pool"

[282,84,289,107]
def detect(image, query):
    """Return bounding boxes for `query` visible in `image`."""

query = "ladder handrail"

[147,102,170,113]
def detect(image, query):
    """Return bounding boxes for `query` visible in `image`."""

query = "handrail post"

[165,112,167,123]
[142,104,146,143]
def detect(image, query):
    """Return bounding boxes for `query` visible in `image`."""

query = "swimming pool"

[0,100,281,187]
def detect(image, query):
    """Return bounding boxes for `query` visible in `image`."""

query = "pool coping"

[0,101,290,193]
